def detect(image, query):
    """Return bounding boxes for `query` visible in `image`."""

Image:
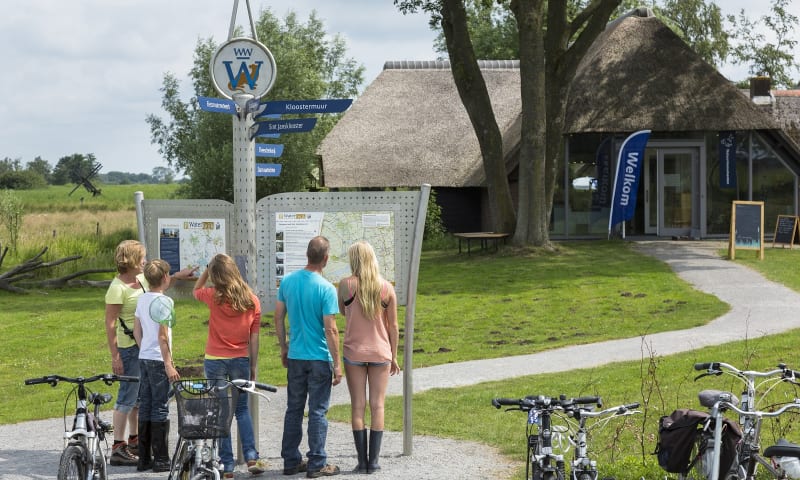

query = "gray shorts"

[343,357,390,367]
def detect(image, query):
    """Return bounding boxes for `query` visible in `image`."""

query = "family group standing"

[104,236,399,478]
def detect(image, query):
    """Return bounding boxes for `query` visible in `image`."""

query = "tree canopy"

[147,9,364,202]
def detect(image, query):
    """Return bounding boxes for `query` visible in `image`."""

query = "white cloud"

[0,0,795,175]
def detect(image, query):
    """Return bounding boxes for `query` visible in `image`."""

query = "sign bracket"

[228,0,259,42]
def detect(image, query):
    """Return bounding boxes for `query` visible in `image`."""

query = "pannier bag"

[655,408,741,475]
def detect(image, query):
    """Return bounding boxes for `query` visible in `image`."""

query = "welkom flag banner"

[608,130,651,237]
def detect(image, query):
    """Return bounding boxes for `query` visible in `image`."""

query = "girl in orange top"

[337,241,399,474]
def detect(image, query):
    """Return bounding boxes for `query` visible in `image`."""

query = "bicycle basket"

[173,379,238,439]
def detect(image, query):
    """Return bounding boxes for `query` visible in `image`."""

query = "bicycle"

[679,362,800,480]
[167,378,277,480]
[24,373,139,480]
[493,394,640,480]
[691,362,800,480]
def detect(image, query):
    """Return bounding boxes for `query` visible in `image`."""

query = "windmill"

[68,163,103,197]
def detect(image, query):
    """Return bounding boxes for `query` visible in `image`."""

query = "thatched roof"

[320,11,786,189]
[318,60,521,188]
[564,13,778,133]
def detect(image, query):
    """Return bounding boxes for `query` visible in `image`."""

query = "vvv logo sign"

[224,47,263,92]
[211,38,277,100]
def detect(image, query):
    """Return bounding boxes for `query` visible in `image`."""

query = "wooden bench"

[453,232,510,254]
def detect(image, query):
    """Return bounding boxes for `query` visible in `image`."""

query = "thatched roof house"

[318,8,800,238]
[564,13,778,133]
[318,60,521,188]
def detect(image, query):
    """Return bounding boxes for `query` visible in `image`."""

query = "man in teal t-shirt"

[275,236,342,477]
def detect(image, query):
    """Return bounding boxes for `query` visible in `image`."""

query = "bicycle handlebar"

[694,361,792,378]
[230,378,278,393]
[492,395,603,411]
[718,398,800,418]
[24,374,139,386]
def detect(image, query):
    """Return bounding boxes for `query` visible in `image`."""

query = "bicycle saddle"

[764,438,800,459]
[698,389,739,409]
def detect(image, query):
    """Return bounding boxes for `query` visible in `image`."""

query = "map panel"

[158,218,226,274]
[275,211,393,285]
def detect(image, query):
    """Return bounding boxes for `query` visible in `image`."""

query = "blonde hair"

[348,241,383,320]
[143,259,170,289]
[207,253,255,313]
[114,240,146,274]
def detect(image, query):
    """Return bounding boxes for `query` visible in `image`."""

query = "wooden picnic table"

[453,232,510,254]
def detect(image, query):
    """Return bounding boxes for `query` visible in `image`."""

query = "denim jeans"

[281,360,333,471]
[114,345,140,413]
[138,359,170,422]
[204,357,258,472]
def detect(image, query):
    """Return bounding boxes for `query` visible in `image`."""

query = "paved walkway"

[2,240,799,479]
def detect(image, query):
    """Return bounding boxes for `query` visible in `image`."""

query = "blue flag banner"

[592,136,613,211]
[719,131,737,189]
[608,130,651,234]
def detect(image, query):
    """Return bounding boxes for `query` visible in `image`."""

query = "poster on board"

[158,218,226,274]
[273,211,394,287]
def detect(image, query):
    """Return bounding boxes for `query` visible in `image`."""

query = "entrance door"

[644,148,698,237]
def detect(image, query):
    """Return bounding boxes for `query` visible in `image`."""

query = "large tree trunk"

[441,0,516,234]
[511,0,549,247]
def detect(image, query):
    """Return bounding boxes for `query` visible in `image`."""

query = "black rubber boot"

[353,430,368,474]
[136,421,152,471]
[151,420,171,473]
[367,430,383,474]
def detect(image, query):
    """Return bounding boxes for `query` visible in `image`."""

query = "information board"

[773,215,799,248]
[729,201,764,260]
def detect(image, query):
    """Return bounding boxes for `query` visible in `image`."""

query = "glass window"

[751,134,796,235]
[562,134,613,236]
[706,132,749,235]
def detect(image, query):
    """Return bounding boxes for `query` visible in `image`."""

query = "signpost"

[255,98,353,116]
[251,118,317,139]
[255,163,282,177]
[255,144,284,158]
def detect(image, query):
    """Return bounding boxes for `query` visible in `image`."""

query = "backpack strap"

[343,278,356,307]
[380,281,389,309]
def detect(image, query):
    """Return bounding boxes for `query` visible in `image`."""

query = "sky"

[0,1,793,176]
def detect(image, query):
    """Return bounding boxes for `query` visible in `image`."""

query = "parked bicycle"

[167,378,277,480]
[658,362,800,480]
[695,362,800,480]
[493,394,640,480]
[24,373,139,480]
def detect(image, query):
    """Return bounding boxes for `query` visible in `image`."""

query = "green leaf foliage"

[147,8,364,202]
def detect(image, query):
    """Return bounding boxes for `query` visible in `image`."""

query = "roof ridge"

[383,60,519,70]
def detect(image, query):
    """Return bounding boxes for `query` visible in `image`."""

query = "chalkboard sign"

[773,215,799,248]
[729,201,764,260]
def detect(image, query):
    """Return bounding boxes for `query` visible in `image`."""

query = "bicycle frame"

[560,402,640,480]
[694,362,800,480]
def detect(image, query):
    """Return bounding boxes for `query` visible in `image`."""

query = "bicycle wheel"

[57,443,87,480]
[681,434,711,480]
[168,439,193,480]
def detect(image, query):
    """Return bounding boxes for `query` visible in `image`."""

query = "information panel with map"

[274,211,394,286]
[158,218,227,274]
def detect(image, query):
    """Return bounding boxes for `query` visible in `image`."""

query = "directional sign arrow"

[255,163,282,177]
[197,96,238,115]
[255,144,284,158]
[251,118,317,139]
[256,99,352,117]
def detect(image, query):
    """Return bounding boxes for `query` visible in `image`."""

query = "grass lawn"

[5,185,800,479]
